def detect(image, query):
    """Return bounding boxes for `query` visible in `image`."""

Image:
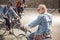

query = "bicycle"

[0,18,6,40]
[14,27,52,40]
[0,16,21,40]
[12,25,31,40]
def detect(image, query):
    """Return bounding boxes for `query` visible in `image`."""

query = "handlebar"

[27,29,31,33]
[20,27,31,33]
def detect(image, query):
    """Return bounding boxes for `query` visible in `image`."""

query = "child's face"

[37,7,45,14]
[7,4,11,8]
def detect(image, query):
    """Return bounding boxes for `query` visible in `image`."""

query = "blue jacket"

[28,13,52,35]
[3,6,18,21]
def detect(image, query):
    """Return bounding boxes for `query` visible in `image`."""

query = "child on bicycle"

[3,2,19,34]
[24,4,53,40]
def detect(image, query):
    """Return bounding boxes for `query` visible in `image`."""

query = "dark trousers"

[4,18,10,30]
[17,7,24,17]
[17,7,24,14]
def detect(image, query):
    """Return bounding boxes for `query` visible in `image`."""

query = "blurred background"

[0,0,59,8]
[0,0,60,40]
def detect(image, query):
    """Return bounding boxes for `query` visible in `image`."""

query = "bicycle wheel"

[11,23,25,37]
[0,22,6,35]
[18,30,31,40]
[18,34,28,40]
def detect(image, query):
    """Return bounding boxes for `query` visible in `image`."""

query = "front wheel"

[11,23,25,37]
[18,34,29,40]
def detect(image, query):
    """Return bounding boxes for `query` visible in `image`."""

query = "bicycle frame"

[17,28,31,40]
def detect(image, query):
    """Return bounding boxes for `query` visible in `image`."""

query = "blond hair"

[38,4,47,12]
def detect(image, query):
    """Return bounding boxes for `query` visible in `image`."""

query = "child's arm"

[28,16,42,28]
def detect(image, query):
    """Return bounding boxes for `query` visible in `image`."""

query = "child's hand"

[3,15,8,18]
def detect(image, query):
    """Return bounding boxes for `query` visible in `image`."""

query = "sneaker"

[9,32,13,35]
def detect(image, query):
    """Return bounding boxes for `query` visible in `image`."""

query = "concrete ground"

[0,9,60,40]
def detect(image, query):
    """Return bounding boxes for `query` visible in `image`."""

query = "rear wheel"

[0,22,6,35]
[0,19,6,35]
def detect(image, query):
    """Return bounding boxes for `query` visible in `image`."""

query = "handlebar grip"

[20,27,31,33]
[27,30,31,33]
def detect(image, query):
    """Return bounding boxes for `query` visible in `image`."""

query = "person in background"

[3,2,19,34]
[23,0,25,4]
[22,0,27,8]
[23,4,53,40]
[16,0,24,18]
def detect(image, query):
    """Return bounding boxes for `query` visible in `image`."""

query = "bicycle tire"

[18,34,29,40]
[12,23,25,37]
[0,22,6,35]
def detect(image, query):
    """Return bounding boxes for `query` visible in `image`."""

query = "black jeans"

[17,7,24,14]
[4,18,10,30]
[17,7,24,18]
